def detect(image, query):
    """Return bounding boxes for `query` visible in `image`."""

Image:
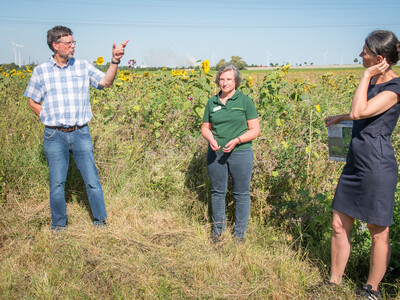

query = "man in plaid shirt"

[25,25,129,230]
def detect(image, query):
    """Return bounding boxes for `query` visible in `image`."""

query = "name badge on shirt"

[213,106,222,112]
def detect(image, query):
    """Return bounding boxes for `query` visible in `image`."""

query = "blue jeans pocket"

[77,125,90,135]
[44,127,57,139]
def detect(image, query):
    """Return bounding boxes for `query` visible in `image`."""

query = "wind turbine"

[266,51,272,66]
[323,51,328,66]
[11,41,26,67]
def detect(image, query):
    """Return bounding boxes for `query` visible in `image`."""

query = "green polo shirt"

[203,90,258,152]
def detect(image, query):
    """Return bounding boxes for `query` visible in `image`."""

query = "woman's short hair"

[215,63,241,89]
[47,26,73,52]
[365,30,400,66]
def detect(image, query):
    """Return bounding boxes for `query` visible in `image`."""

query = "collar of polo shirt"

[214,89,240,104]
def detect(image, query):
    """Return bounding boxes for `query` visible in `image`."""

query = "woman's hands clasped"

[209,138,221,151]
[205,136,239,153]
[223,138,239,153]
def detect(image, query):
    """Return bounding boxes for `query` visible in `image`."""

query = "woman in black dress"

[325,30,400,298]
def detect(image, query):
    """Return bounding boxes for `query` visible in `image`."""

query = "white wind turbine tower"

[266,51,272,67]
[11,41,26,67]
[323,51,328,66]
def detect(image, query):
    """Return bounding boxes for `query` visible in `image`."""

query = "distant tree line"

[216,56,247,70]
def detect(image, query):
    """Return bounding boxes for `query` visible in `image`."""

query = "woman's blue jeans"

[207,147,254,239]
[43,125,107,229]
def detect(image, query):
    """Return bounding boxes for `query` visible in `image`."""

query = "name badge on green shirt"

[213,106,222,112]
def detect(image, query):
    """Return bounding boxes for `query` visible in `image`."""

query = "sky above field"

[1,0,400,67]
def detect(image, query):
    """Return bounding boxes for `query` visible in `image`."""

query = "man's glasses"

[58,41,76,47]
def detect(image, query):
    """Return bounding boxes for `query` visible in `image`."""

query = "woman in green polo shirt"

[201,63,260,242]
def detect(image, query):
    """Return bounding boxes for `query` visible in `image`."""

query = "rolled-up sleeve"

[86,61,105,89]
[24,68,43,103]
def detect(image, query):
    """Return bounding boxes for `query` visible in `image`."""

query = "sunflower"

[201,60,210,74]
[247,76,254,87]
[96,56,104,66]
[281,64,290,74]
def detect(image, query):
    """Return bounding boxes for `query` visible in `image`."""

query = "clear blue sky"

[1,0,400,67]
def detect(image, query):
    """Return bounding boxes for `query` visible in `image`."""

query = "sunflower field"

[1,60,400,298]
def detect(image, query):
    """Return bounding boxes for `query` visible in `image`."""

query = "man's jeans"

[207,147,254,239]
[43,125,107,229]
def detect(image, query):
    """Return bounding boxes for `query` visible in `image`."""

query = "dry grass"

[0,122,356,299]
[1,196,327,299]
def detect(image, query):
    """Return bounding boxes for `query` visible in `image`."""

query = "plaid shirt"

[24,57,105,127]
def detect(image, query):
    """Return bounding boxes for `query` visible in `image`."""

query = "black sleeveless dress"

[332,77,400,226]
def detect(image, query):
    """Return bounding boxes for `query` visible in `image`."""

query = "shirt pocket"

[72,72,85,92]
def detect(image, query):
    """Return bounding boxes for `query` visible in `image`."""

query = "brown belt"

[46,125,86,132]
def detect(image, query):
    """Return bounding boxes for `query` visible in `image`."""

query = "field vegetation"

[0,62,400,299]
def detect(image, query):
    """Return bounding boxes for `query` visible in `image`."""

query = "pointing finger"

[121,40,129,47]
